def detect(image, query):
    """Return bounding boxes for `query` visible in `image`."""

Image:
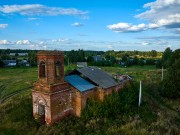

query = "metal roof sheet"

[65,75,96,92]
[76,67,118,89]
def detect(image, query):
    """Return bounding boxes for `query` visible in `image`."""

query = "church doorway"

[38,104,45,124]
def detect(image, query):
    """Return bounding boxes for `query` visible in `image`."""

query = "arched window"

[55,61,61,79]
[39,61,46,78]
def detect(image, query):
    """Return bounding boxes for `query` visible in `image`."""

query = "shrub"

[81,82,139,120]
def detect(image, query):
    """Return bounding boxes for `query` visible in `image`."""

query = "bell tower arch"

[37,51,64,84]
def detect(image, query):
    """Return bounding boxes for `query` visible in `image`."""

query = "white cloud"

[71,22,84,27]
[0,38,179,51]
[0,4,88,17]
[52,38,70,43]
[27,17,40,21]
[0,24,8,28]
[107,23,147,32]
[0,40,10,44]
[16,40,31,45]
[141,39,169,46]
[108,0,180,33]
[137,0,180,29]
[141,42,149,46]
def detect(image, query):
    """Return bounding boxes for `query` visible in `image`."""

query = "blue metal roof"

[65,75,96,92]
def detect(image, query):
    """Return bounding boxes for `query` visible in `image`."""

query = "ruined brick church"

[32,51,129,124]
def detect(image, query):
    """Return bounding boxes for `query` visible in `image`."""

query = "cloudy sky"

[0,0,179,51]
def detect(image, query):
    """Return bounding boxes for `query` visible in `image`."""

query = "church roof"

[76,67,118,89]
[65,75,96,92]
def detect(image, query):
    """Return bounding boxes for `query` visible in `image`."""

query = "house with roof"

[32,51,130,125]
[77,62,87,68]
[19,60,30,67]
[93,55,102,62]
[10,53,28,56]
[2,60,17,67]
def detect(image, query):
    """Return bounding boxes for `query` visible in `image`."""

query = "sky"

[0,0,179,51]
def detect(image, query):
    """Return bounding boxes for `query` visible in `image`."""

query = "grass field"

[102,65,163,84]
[0,67,37,99]
[0,65,179,135]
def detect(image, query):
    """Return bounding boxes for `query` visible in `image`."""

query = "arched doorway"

[38,104,45,124]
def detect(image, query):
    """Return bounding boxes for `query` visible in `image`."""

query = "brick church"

[32,51,129,124]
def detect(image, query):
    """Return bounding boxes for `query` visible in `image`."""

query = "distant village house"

[2,60,16,67]
[77,62,87,68]
[93,55,102,62]
[10,53,28,56]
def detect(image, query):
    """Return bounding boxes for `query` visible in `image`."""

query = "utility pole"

[138,80,142,107]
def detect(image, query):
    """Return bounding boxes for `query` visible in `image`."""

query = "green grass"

[101,65,161,82]
[0,91,39,135]
[0,67,37,99]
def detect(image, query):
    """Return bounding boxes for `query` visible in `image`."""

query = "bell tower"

[38,51,64,84]
[32,51,72,125]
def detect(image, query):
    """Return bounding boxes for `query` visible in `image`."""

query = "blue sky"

[0,0,179,51]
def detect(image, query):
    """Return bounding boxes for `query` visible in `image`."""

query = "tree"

[133,56,139,65]
[28,51,37,66]
[15,53,19,57]
[162,47,172,68]
[87,56,94,63]
[77,49,85,62]
[121,55,128,62]
[156,59,162,68]
[139,58,145,66]
[161,49,180,98]
[150,50,157,57]
[169,49,180,66]
[0,60,5,67]
[0,49,11,60]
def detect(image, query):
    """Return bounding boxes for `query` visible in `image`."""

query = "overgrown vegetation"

[1,80,179,135]
[81,83,139,120]
[0,91,39,135]
[161,49,180,98]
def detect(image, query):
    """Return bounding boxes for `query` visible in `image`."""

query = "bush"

[81,82,139,120]
[161,59,180,98]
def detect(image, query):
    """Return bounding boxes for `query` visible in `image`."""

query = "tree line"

[0,48,176,68]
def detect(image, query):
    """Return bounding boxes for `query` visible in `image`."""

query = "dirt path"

[0,86,32,104]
